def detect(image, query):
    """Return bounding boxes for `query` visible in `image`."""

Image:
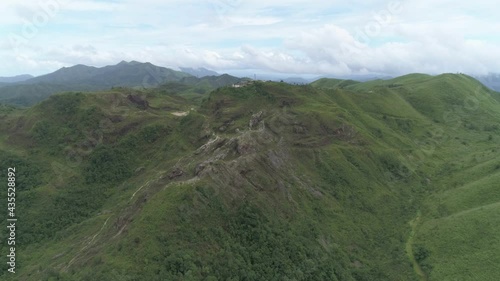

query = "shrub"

[83,146,132,184]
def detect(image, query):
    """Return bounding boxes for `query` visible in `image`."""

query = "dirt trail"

[442,200,500,219]
[64,216,111,271]
[406,212,427,281]
[171,111,188,116]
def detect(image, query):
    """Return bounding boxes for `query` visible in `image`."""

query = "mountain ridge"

[179,67,219,78]
[474,73,500,91]
[0,74,34,84]
[0,62,245,107]
[1,73,500,280]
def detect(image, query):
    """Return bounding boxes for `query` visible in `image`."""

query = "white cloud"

[1,0,500,77]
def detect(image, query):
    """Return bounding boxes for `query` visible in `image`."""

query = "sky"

[0,0,499,78]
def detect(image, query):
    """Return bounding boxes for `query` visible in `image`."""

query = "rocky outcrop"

[127,94,149,109]
[249,111,264,129]
[168,168,184,179]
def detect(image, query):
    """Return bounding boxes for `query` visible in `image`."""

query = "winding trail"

[129,179,153,201]
[441,200,500,219]
[406,212,427,281]
[64,216,111,271]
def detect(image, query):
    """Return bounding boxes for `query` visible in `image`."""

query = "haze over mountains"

[0,61,246,106]
[2,0,500,279]
[179,67,219,78]
[0,74,34,83]
[475,73,500,92]
[1,71,500,280]
[1,60,499,108]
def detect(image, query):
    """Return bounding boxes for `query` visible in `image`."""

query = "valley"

[0,73,499,280]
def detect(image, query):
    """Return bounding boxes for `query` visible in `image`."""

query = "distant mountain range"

[474,73,500,92]
[0,74,34,83]
[2,61,498,108]
[25,61,191,88]
[179,67,219,78]
[251,73,394,84]
[0,61,242,106]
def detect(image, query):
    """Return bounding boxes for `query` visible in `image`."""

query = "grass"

[315,74,500,281]
[416,204,500,280]
[0,74,500,280]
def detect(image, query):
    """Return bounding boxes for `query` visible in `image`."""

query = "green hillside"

[310,78,360,89]
[26,61,191,86]
[0,62,244,107]
[0,74,499,280]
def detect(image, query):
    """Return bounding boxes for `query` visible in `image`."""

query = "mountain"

[0,74,34,84]
[310,77,360,88]
[179,67,219,77]
[0,62,242,107]
[282,77,312,84]
[25,61,191,88]
[0,83,73,107]
[474,73,500,91]
[150,74,246,102]
[1,73,500,280]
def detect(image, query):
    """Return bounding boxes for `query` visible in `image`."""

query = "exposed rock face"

[169,108,336,197]
[127,94,149,109]
[168,168,184,179]
[173,110,296,194]
[334,124,358,143]
[194,163,206,176]
[109,115,124,123]
[249,111,264,129]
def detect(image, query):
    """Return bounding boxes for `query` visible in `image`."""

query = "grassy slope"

[0,70,242,107]
[0,74,499,280]
[344,73,500,280]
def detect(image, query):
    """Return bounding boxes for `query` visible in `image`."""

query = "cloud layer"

[1,0,499,77]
